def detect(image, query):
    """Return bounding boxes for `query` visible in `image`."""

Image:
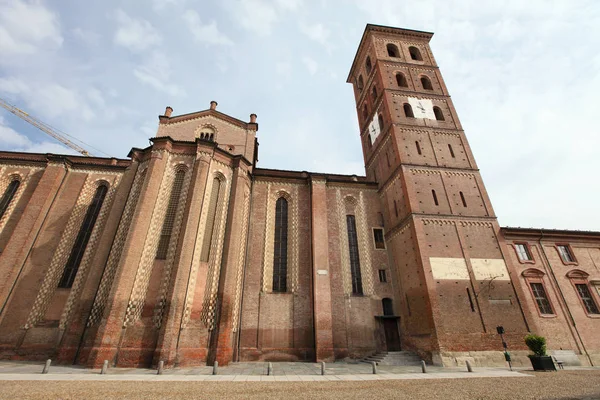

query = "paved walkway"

[0,360,545,381]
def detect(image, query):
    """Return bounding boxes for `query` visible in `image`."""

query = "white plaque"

[317,270,328,275]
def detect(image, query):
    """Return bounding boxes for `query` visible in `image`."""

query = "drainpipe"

[538,230,593,366]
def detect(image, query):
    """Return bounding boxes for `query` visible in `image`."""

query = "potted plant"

[524,334,556,371]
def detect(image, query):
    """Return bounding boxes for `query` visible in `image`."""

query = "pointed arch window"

[420,76,433,90]
[0,179,20,221]
[409,46,422,61]
[372,86,378,101]
[200,177,223,262]
[156,169,186,259]
[347,215,363,295]
[357,75,364,91]
[396,73,408,88]
[386,44,399,58]
[58,184,108,288]
[365,56,372,74]
[403,103,414,118]
[272,197,288,292]
[433,106,445,121]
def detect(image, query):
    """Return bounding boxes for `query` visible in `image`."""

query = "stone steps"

[361,351,422,366]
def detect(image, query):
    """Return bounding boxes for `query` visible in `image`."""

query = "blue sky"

[1,0,599,230]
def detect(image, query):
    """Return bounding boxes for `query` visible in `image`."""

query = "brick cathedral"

[0,25,598,368]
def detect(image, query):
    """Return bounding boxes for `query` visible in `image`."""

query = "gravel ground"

[0,370,599,400]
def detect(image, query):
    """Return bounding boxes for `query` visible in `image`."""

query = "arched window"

[378,114,384,131]
[415,141,422,155]
[372,86,378,101]
[200,177,222,262]
[347,215,363,295]
[357,75,364,91]
[460,191,467,207]
[273,197,288,292]
[387,44,399,58]
[198,126,216,142]
[0,179,20,221]
[156,169,186,259]
[409,46,422,61]
[58,184,108,288]
[396,73,408,88]
[365,56,372,74]
[382,298,394,316]
[403,103,414,118]
[421,76,433,90]
[432,106,444,121]
[432,189,439,206]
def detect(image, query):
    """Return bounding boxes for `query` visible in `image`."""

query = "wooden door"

[383,319,401,351]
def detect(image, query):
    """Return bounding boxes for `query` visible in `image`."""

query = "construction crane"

[0,97,92,156]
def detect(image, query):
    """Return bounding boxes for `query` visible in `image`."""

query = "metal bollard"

[157,360,164,375]
[213,361,218,375]
[42,359,51,374]
[267,362,273,376]
[371,361,377,374]
[421,360,427,373]
[466,360,473,372]
[101,360,109,375]
[321,361,326,376]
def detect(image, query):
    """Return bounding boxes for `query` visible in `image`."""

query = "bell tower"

[347,25,529,364]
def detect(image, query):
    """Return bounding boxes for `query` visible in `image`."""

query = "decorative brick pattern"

[357,191,374,296]
[24,175,109,329]
[87,165,148,327]
[60,175,121,329]
[231,186,251,333]
[0,166,41,234]
[336,190,352,295]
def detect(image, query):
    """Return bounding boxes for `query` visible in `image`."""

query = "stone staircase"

[361,351,422,366]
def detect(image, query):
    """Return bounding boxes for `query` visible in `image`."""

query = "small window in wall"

[421,76,433,90]
[409,46,422,61]
[386,151,390,167]
[393,199,398,218]
[459,191,467,207]
[372,86,378,101]
[357,75,364,91]
[367,134,372,149]
[396,73,408,88]
[378,114,384,132]
[433,106,445,121]
[575,284,600,314]
[530,282,554,315]
[379,269,387,283]
[365,56,372,74]
[557,245,576,263]
[362,104,368,121]
[387,43,399,58]
[373,228,385,249]
[432,189,439,206]
[415,141,422,155]
[382,298,394,316]
[448,143,455,158]
[515,243,533,262]
[403,103,414,118]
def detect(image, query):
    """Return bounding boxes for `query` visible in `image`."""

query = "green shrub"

[524,334,547,356]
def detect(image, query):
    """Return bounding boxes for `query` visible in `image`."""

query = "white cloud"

[302,56,318,75]
[71,27,101,45]
[299,22,331,50]
[275,61,292,77]
[182,10,234,46]
[0,116,73,154]
[152,0,186,13]
[274,0,302,11]
[113,9,162,52]
[0,0,62,56]
[133,52,186,97]
[229,0,279,36]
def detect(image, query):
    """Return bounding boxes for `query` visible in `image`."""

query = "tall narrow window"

[386,151,390,167]
[394,199,398,218]
[382,298,394,316]
[372,86,378,101]
[415,141,422,155]
[396,73,408,88]
[459,191,467,207]
[432,189,439,206]
[156,170,186,259]
[403,103,414,118]
[409,46,422,61]
[0,179,20,221]
[367,134,372,149]
[421,76,433,90]
[373,228,385,249]
[272,197,288,292]
[58,185,108,288]
[515,243,533,262]
[347,215,363,295]
[386,43,399,58]
[576,284,600,314]
[530,282,554,315]
[200,178,222,262]
[557,245,575,263]
[362,104,368,121]
[448,143,455,158]
[434,106,445,121]
[378,114,384,132]
[357,75,364,91]
[378,269,387,283]
[365,56,372,74]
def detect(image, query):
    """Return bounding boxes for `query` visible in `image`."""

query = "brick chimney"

[164,106,173,117]
[210,101,218,110]
[250,114,257,123]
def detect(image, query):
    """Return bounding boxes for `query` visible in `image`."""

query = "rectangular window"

[575,284,600,314]
[515,243,532,262]
[557,245,575,263]
[373,228,385,249]
[530,282,553,315]
[378,269,387,283]
[347,215,363,295]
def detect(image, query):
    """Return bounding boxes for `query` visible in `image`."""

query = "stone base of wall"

[239,347,315,362]
[433,350,532,368]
